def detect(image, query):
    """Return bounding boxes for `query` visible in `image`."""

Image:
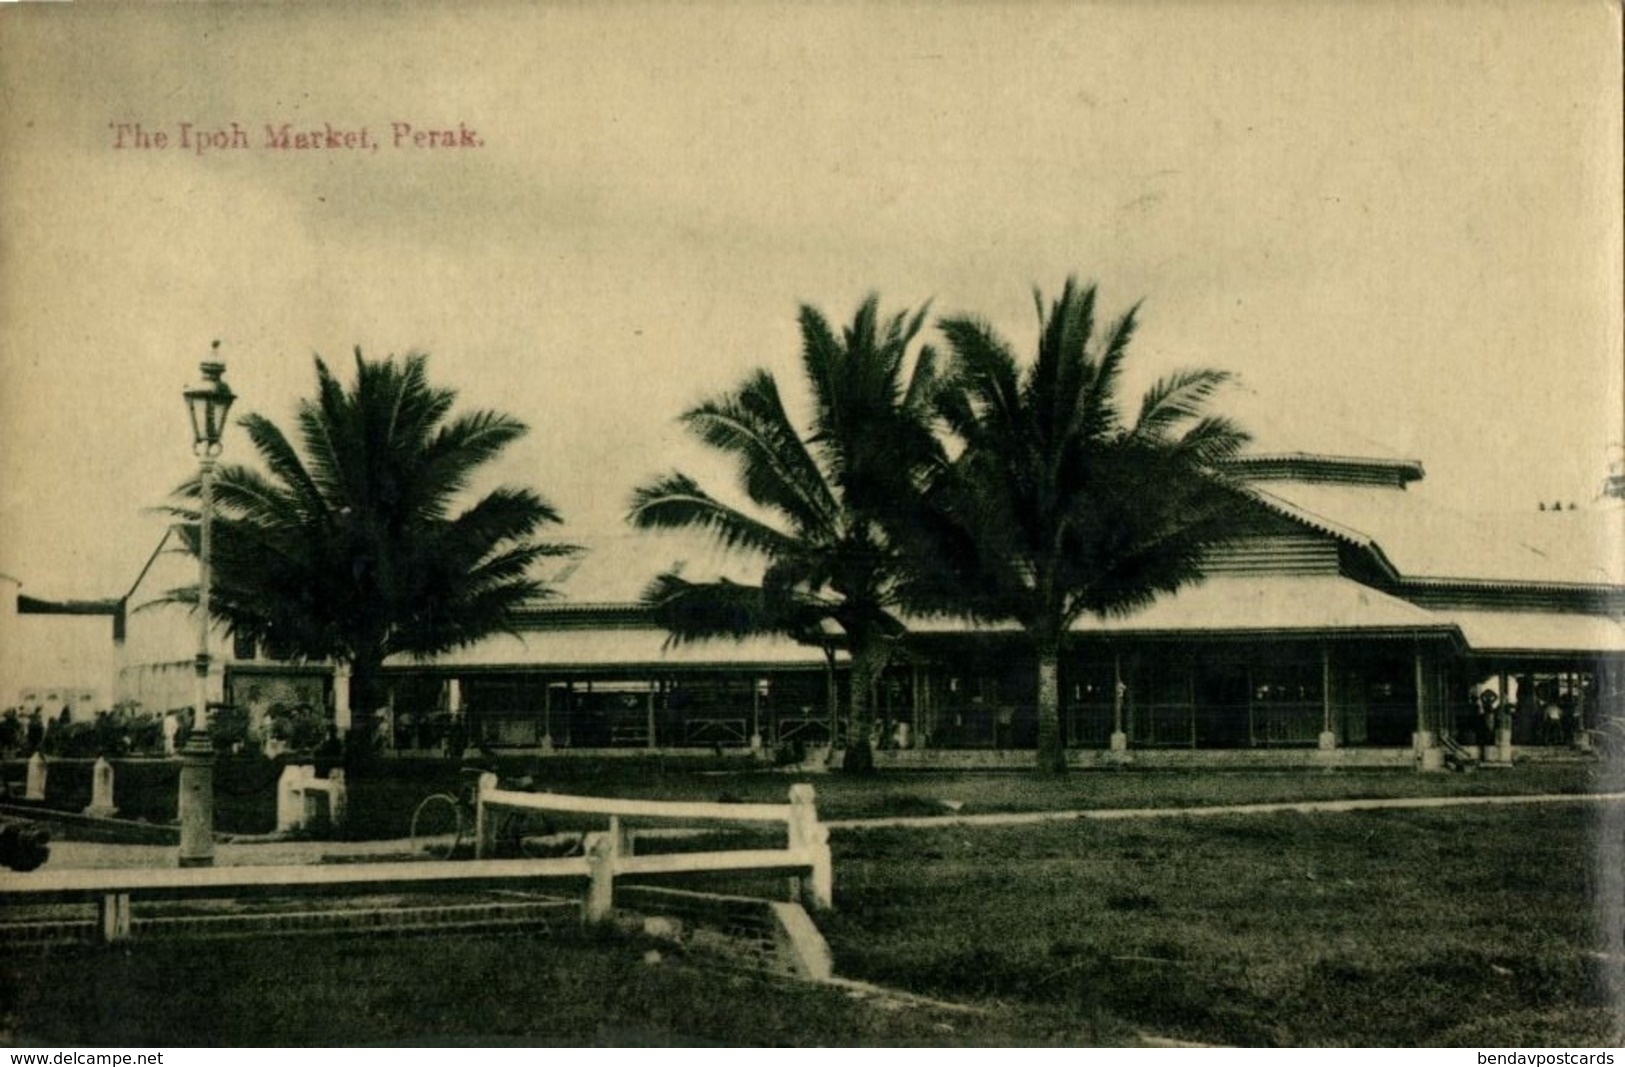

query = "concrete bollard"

[83,757,118,818]
[276,765,316,832]
[787,783,832,910]
[1414,730,1444,773]
[24,752,46,801]
[276,765,347,833]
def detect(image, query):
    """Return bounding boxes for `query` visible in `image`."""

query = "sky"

[0,1,1620,601]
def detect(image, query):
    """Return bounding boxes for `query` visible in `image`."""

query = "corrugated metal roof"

[387,626,837,672]
[906,575,1448,638]
[1223,383,1423,466]
[1446,610,1625,655]
[1252,483,1625,587]
[544,529,771,605]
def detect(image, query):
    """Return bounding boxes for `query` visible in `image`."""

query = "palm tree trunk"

[842,638,885,775]
[1035,641,1066,774]
[344,651,386,776]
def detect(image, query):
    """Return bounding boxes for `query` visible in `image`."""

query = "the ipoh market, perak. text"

[108,121,483,154]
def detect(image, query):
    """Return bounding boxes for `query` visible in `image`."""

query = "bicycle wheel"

[409,793,464,860]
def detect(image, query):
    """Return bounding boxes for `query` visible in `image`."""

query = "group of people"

[1468,683,1587,748]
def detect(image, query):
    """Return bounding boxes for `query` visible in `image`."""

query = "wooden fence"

[1,782,832,942]
[473,776,833,917]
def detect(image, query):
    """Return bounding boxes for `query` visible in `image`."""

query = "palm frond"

[627,473,802,559]
[641,573,785,644]
[1132,368,1234,443]
[680,371,838,536]
[164,349,563,669]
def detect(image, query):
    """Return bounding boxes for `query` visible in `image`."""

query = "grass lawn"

[0,931,1074,1046]
[5,798,1619,1046]
[823,801,1625,1046]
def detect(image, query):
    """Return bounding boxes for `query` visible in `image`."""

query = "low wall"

[872,746,1419,771]
[387,744,1585,770]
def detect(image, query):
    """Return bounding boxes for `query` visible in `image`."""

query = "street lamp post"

[178,347,235,868]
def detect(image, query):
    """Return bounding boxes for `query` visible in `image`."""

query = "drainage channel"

[0,891,580,947]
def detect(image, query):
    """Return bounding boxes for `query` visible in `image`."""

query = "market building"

[0,570,120,722]
[104,448,1625,767]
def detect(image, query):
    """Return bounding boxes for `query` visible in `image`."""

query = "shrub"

[267,703,327,753]
[208,704,254,753]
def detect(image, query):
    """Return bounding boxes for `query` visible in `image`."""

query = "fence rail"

[474,775,832,915]
[2,781,833,942]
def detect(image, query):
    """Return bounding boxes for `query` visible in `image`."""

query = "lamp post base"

[177,739,215,868]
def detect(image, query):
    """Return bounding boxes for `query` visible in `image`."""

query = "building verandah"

[207,632,1620,764]
[378,664,843,753]
[876,633,1463,755]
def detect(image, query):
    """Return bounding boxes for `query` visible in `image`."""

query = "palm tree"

[627,296,941,773]
[166,350,573,752]
[920,278,1250,773]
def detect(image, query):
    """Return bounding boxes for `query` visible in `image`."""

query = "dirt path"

[36,790,1625,869]
[825,789,1625,831]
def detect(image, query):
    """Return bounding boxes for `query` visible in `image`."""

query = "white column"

[541,682,555,753]
[1415,650,1442,771]
[1496,670,1513,762]
[647,685,657,750]
[1109,652,1128,753]
[1318,644,1337,750]
[332,663,352,732]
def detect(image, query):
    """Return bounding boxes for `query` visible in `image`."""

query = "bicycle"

[409,768,582,860]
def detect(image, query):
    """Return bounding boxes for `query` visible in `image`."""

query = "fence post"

[787,783,832,911]
[24,752,46,801]
[84,757,118,818]
[608,814,633,858]
[473,772,499,859]
[99,892,131,943]
[583,832,617,924]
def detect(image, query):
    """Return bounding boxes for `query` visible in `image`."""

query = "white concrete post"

[24,752,47,800]
[473,771,499,859]
[276,765,314,832]
[584,832,616,924]
[84,757,117,817]
[787,783,832,910]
